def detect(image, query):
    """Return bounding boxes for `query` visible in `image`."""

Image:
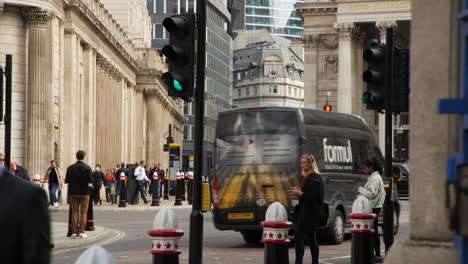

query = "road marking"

[52,229,126,255]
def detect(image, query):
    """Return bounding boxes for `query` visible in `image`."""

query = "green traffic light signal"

[362,91,372,104]
[173,79,182,91]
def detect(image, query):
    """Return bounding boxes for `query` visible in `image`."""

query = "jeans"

[294,226,319,264]
[48,183,59,205]
[70,195,90,234]
[131,180,148,203]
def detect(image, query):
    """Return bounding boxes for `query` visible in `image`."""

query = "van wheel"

[320,210,344,245]
[241,230,262,244]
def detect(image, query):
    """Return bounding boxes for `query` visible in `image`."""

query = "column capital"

[376,21,398,37]
[333,23,359,41]
[22,7,54,28]
[303,34,320,50]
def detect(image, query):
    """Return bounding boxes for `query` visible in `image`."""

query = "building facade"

[296,0,411,155]
[147,0,233,175]
[232,0,304,41]
[0,0,183,178]
[233,29,304,108]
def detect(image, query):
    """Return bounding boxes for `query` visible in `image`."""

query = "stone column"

[376,21,397,152]
[22,8,54,177]
[145,89,159,164]
[384,0,459,263]
[334,23,357,114]
[303,35,320,109]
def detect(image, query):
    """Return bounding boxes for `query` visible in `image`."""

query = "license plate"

[227,212,254,219]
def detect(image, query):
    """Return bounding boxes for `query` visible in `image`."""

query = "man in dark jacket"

[9,160,30,181]
[0,164,51,263]
[65,150,93,239]
[92,164,104,205]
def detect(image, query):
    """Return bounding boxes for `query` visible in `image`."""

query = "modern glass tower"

[146,0,233,176]
[243,0,304,40]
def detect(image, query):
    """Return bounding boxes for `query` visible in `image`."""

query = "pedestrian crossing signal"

[323,104,332,112]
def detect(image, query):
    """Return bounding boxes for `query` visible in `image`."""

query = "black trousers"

[372,208,381,257]
[93,185,102,203]
[131,180,148,203]
[294,226,319,264]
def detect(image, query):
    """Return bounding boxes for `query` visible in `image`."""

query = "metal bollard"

[261,202,293,264]
[349,195,376,264]
[151,171,160,206]
[118,172,127,207]
[181,173,186,202]
[32,174,41,186]
[148,208,184,264]
[187,171,193,205]
[85,192,95,231]
[174,172,182,206]
[163,179,169,200]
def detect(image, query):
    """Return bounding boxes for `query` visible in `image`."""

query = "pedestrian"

[356,158,386,263]
[104,169,115,203]
[0,165,51,263]
[289,154,324,264]
[43,160,62,208]
[9,160,30,181]
[109,182,116,205]
[65,150,93,239]
[92,164,104,206]
[156,163,165,196]
[114,164,121,202]
[131,160,150,204]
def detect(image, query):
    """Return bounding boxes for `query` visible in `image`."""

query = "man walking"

[131,160,150,204]
[43,160,62,208]
[65,150,93,239]
[9,160,30,181]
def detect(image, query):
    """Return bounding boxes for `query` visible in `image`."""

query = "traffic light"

[323,103,332,112]
[392,48,409,113]
[362,40,386,111]
[160,14,195,99]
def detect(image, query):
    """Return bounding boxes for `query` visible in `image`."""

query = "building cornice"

[68,0,140,71]
[144,88,184,124]
[295,2,338,19]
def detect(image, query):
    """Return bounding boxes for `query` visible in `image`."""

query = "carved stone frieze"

[96,53,123,82]
[22,7,54,28]
[303,34,339,51]
[296,7,337,17]
[319,55,338,80]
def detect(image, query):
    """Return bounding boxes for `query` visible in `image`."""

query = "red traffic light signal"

[323,104,332,112]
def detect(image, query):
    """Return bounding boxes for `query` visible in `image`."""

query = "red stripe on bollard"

[148,229,184,237]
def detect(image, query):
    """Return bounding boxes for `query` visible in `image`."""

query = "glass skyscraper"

[241,0,304,40]
[147,0,233,175]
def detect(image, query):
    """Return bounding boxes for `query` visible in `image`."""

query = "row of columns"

[7,5,183,175]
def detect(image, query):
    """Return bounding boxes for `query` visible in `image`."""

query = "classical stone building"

[0,0,183,178]
[296,0,411,150]
[232,29,304,108]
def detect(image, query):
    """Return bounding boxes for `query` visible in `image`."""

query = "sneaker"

[48,205,54,209]
[53,202,59,208]
[79,233,88,239]
[70,233,79,239]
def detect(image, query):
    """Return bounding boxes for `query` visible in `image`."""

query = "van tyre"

[241,230,263,244]
[320,210,344,245]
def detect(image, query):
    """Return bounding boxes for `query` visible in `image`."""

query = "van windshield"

[216,111,299,138]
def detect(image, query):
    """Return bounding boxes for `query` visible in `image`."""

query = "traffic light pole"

[4,55,12,170]
[383,27,395,253]
[189,0,206,263]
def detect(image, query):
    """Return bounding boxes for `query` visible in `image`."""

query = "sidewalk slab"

[52,222,109,250]
[49,197,193,213]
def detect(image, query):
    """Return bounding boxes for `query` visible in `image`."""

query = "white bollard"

[32,174,41,186]
[74,246,116,264]
[261,202,292,264]
[147,208,184,264]
[349,195,377,264]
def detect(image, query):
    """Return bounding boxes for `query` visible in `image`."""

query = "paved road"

[51,201,409,264]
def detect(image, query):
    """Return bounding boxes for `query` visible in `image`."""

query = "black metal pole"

[189,0,206,263]
[0,66,4,123]
[383,27,395,253]
[5,55,12,170]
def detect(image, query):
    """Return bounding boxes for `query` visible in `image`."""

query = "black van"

[211,107,400,244]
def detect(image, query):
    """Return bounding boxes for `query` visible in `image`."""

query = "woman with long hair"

[289,154,324,264]
[357,158,386,262]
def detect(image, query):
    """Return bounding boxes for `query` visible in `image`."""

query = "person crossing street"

[130,160,150,204]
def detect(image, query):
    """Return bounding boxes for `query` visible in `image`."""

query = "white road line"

[53,230,126,255]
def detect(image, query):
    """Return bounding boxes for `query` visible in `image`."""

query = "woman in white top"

[357,158,386,261]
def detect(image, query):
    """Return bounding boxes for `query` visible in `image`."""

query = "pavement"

[50,196,193,252]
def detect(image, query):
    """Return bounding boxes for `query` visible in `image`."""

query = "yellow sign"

[169,143,181,147]
[189,155,194,161]
[227,212,255,220]
[201,183,212,212]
